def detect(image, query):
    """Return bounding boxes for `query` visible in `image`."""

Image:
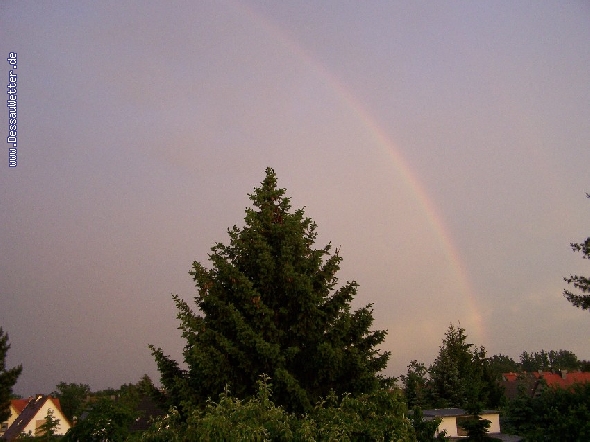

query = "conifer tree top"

[151,168,390,413]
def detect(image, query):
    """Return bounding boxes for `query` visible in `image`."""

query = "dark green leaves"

[563,193,590,310]
[151,168,390,413]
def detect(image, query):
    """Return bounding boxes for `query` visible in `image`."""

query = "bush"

[141,375,416,441]
[459,415,491,441]
[503,382,590,441]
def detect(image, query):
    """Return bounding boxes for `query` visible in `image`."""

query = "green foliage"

[503,381,590,441]
[115,375,160,410]
[408,407,448,442]
[0,327,22,422]
[62,397,138,442]
[429,324,480,410]
[487,354,519,378]
[401,361,429,409]
[519,349,580,372]
[151,168,390,413]
[563,193,590,310]
[402,324,503,412]
[310,387,413,441]
[53,382,91,422]
[141,375,415,441]
[35,408,61,441]
[458,415,491,441]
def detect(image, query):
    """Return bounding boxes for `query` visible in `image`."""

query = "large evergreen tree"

[151,168,390,413]
[428,324,503,412]
[0,327,22,422]
[563,194,590,310]
[402,324,503,412]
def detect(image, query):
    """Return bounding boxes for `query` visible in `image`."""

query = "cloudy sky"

[1,1,589,396]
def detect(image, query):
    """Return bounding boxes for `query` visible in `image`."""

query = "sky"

[1,1,589,397]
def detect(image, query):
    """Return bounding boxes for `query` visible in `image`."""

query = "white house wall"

[435,413,500,438]
[480,412,501,433]
[437,416,460,438]
[19,400,70,437]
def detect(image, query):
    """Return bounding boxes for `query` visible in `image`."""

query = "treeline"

[30,329,589,441]
[488,349,589,375]
[2,171,587,441]
[400,324,590,441]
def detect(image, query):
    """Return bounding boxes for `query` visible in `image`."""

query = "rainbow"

[231,0,485,344]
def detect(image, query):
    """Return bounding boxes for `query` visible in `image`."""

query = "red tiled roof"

[502,372,518,382]
[10,399,29,414]
[50,398,64,414]
[501,371,590,400]
[3,395,49,441]
[531,371,590,388]
[3,395,68,442]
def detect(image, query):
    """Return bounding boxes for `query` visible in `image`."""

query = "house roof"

[531,371,590,388]
[9,399,29,415]
[2,395,66,441]
[501,371,590,400]
[128,395,165,432]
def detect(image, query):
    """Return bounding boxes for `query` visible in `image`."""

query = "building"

[0,399,28,437]
[2,395,71,441]
[501,370,590,400]
[422,408,501,438]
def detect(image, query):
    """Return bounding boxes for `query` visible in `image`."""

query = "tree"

[459,415,491,442]
[400,360,429,409]
[428,324,502,412]
[150,168,390,413]
[563,193,590,310]
[0,327,22,422]
[62,397,137,442]
[53,382,91,422]
[403,324,503,412]
[503,381,590,441]
[35,408,60,441]
[141,375,415,442]
[408,407,448,442]
[487,354,519,378]
[519,349,580,372]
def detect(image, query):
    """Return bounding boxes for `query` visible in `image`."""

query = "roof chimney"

[561,370,567,380]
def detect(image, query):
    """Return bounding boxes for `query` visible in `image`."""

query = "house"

[0,399,29,437]
[422,408,501,438]
[501,370,590,400]
[128,395,165,432]
[2,395,71,441]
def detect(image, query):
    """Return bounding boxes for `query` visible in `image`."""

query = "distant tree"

[0,327,22,422]
[519,349,580,372]
[35,408,60,441]
[519,350,550,372]
[136,374,158,397]
[488,354,519,377]
[400,360,429,409]
[563,193,590,310]
[150,168,390,413]
[134,374,166,408]
[53,382,91,422]
[428,324,502,412]
[62,397,137,442]
[503,381,590,440]
[547,349,580,371]
[403,324,503,414]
